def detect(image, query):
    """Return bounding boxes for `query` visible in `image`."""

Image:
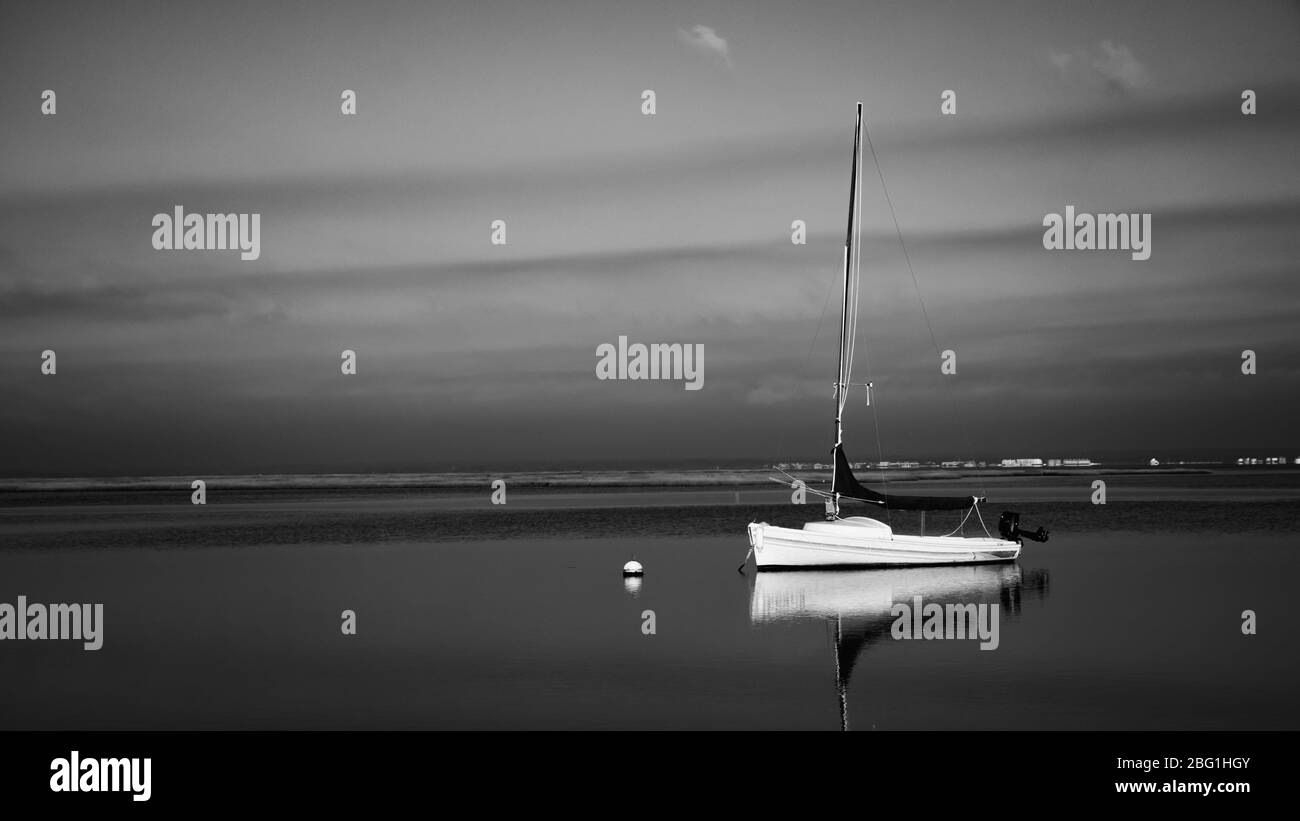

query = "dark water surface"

[0,482,1297,730]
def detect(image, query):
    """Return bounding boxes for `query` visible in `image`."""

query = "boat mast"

[832,103,863,519]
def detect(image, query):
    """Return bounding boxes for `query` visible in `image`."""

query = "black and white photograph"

[1,0,1295,806]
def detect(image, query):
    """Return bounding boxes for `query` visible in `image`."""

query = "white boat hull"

[747,516,1020,569]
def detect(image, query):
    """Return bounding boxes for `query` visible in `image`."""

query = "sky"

[1,0,1298,475]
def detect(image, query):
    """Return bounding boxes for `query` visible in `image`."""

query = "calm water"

[1,478,1297,730]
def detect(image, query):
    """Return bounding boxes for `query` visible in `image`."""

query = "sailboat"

[744,103,1048,570]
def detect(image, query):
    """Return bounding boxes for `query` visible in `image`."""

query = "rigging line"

[808,271,839,473]
[866,357,891,527]
[846,110,890,525]
[972,500,993,539]
[861,250,893,523]
[772,270,839,474]
[768,472,836,500]
[940,503,978,537]
[807,272,838,371]
[860,117,987,500]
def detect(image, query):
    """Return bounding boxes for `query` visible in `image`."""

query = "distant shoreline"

[0,465,1262,493]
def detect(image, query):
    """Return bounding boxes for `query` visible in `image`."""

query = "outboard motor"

[998,511,1050,544]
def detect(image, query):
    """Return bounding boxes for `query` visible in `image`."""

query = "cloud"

[1092,40,1150,92]
[744,375,821,406]
[1050,40,1150,93]
[677,25,732,69]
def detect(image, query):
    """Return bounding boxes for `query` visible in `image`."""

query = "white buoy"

[622,560,643,577]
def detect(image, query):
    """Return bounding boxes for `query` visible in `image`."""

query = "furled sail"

[832,446,979,511]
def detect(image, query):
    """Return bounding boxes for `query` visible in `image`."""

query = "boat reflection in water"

[750,563,1050,729]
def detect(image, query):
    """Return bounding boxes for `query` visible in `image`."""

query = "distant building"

[1047,458,1063,467]
[1001,458,1043,468]
[941,461,961,468]
[1063,458,1094,467]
